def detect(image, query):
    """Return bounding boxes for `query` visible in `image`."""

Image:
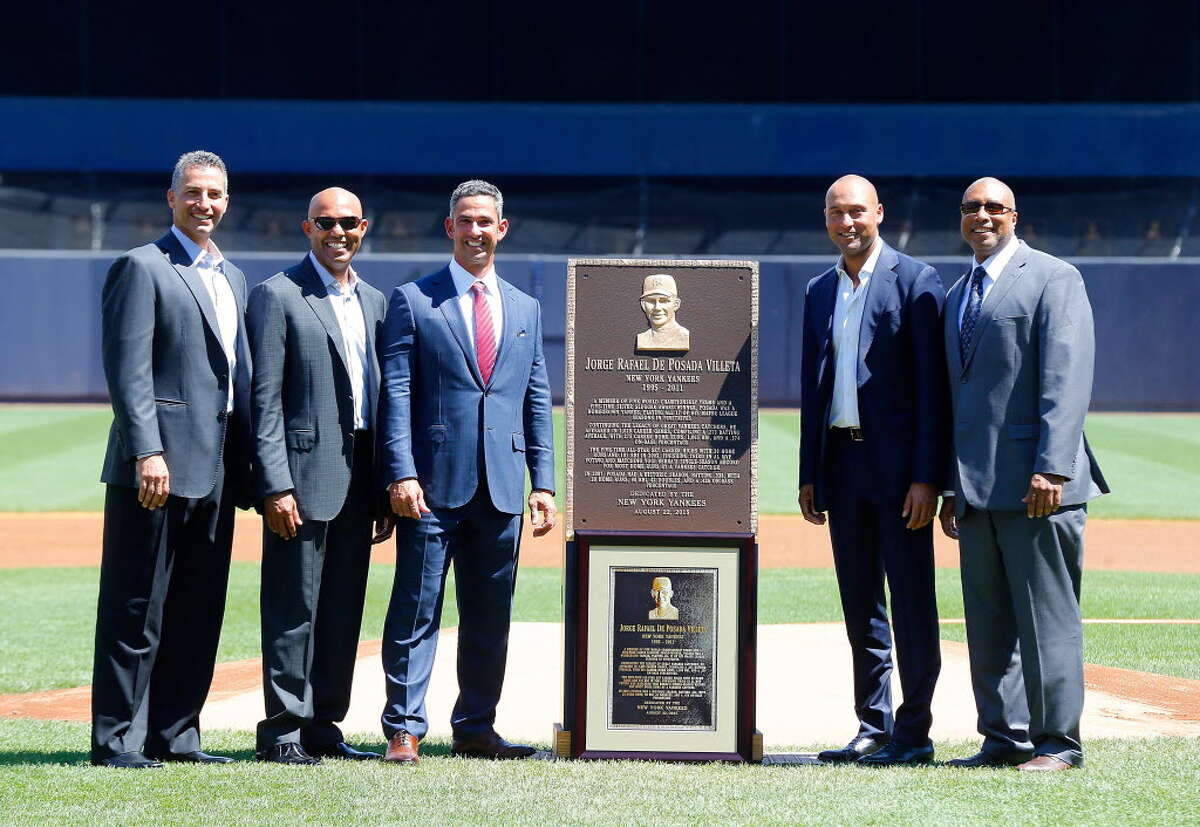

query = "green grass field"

[2,407,1198,517]
[3,564,1196,694]
[1,719,1198,825]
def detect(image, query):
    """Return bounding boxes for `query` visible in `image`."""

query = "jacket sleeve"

[798,277,821,488]
[1035,263,1095,480]
[101,254,162,459]
[378,285,419,485]
[522,301,556,494]
[247,280,293,500]
[908,264,950,487]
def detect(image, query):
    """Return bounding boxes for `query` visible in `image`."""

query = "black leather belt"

[830,426,864,443]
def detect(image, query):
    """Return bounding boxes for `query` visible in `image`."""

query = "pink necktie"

[472,281,496,384]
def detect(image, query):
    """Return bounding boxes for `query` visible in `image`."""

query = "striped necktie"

[959,266,986,364]
[472,281,497,384]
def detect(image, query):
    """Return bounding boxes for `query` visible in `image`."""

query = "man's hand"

[798,484,825,526]
[372,513,397,544]
[938,496,959,539]
[1022,473,1066,518]
[390,479,431,520]
[265,491,303,539]
[136,454,170,510]
[902,482,938,530]
[529,490,557,537]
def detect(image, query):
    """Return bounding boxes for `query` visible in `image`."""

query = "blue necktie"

[959,266,986,364]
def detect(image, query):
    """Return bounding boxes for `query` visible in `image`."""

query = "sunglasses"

[309,216,362,231]
[960,201,1016,216]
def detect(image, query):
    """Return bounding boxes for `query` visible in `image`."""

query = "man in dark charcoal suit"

[377,180,556,764]
[92,150,251,768]
[799,174,949,766]
[247,187,393,765]
[941,178,1108,771]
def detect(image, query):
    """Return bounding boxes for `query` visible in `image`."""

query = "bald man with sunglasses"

[940,178,1108,771]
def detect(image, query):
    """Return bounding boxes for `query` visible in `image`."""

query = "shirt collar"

[308,251,359,295]
[973,234,1019,280]
[171,225,222,267]
[449,258,499,296]
[835,236,883,283]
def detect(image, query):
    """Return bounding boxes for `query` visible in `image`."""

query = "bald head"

[824,174,884,269]
[308,187,362,218]
[825,174,880,210]
[960,177,1018,261]
[304,187,368,278]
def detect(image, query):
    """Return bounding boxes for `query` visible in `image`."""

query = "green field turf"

[1,406,1197,518]
[2,720,1198,825]
[3,564,1196,694]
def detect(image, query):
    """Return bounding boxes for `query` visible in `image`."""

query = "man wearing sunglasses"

[799,174,949,766]
[377,180,556,763]
[92,150,253,768]
[940,177,1108,771]
[247,188,394,764]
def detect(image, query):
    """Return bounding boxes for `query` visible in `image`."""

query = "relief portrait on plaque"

[635,274,690,351]
[648,576,680,620]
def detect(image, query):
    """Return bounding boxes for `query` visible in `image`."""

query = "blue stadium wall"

[3,252,1195,410]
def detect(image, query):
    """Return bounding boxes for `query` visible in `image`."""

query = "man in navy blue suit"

[377,180,556,763]
[799,175,949,766]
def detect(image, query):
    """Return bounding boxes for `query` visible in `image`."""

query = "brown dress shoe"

[451,730,536,759]
[384,731,420,764]
[1017,755,1074,772]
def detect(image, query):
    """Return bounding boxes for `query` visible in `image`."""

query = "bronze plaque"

[608,567,717,730]
[566,259,758,536]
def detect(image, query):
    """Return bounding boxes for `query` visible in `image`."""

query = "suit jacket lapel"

[361,286,382,428]
[811,269,838,391]
[433,268,485,388]
[489,278,519,386]
[961,241,1029,371]
[856,244,898,384]
[159,232,223,346]
[945,274,966,376]
[296,257,351,378]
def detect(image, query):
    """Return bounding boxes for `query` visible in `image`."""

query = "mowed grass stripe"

[3,565,1196,694]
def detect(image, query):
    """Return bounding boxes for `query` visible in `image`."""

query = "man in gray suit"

[92,150,251,768]
[248,188,393,764]
[939,177,1108,771]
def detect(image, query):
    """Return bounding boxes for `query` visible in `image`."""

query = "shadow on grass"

[0,748,91,766]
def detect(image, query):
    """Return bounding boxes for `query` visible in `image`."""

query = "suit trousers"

[958,503,1087,766]
[257,434,375,750]
[825,430,941,746]
[381,483,522,740]
[91,454,234,761]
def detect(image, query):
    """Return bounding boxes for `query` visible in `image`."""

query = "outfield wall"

[4,252,1196,410]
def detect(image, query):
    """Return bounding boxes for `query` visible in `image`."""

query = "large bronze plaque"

[566,259,758,536]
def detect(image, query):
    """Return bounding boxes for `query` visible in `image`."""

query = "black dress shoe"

[946,749,1032,768]
[818,736,889,763]
[255,743,321,765]
[92,751,162,769]
[451,731,537,759]
[857,741,934,766]
[305,742,381,761]
[153,750,234,764]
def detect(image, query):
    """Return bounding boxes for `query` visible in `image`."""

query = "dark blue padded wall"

[2,252,1196,410]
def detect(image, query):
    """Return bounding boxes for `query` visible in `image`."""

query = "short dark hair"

[449,179,503,219]
[171,150,228,193]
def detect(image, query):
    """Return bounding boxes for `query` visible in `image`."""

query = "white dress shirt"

[309,252,371,430]
[449,259,504,347]
[172,225,237,413]
[958,234,1020,328]
[828,238,883,428]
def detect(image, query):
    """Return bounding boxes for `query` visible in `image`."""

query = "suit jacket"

[799,242,949,511]
[100,230,251,502]
[247,256,387,522]
[379,266,555,515]
[943,240,1109,517]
